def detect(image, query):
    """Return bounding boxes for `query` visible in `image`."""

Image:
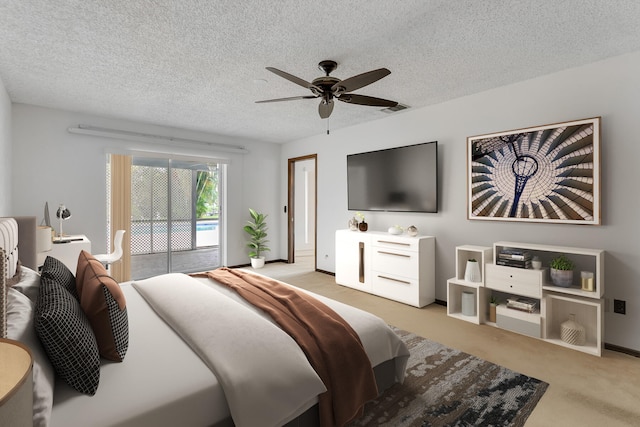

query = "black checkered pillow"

[41,256,79,300]
[35,276,100,395]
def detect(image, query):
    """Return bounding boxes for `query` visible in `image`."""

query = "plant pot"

[250,256,265,269]
[489,303,497,323]
[550,268,573,287]
[358,221,368,232]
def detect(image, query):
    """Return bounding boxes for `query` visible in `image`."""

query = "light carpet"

[350,327,548,427]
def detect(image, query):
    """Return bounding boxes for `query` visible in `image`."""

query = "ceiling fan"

[256,60,398,119]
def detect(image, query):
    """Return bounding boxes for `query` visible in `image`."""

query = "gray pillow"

[7,287,55,427]
[10,265,41,302]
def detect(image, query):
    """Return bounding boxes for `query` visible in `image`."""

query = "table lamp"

[56,204,71,238]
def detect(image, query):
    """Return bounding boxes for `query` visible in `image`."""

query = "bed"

[1,216,410,427]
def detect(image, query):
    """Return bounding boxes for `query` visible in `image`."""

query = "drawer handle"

[377,250,410,258]
[378,275,411,285]
[377,240,411,247]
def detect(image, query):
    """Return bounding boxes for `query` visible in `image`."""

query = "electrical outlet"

[614,299,626,315]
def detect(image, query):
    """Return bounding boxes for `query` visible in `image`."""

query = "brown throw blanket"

[192,268,378,427]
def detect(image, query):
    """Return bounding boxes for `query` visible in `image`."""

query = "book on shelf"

[506,297,538,313]
[498,249,532,261]
[496,258,532,269]
[498,253,531,261]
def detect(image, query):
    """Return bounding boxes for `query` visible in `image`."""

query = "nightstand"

[37,234,92,272]
[0,338,33,426]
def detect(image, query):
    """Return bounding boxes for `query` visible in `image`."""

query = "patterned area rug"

[350,328,548,427]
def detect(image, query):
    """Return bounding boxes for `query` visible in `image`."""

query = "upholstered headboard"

[3,216,38,270]
[0,216,37,338]
[1,247,6,338]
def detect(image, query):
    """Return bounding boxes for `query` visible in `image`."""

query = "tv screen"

[347,141,438,213]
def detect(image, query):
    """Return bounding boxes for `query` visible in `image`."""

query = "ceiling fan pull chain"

[327,117,330,135]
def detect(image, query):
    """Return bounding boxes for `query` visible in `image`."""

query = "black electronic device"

[347,141,438,213]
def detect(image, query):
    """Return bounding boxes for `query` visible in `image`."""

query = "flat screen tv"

[347,141,438,213]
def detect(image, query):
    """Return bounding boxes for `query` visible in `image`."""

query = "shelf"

[542,284,601,299]
[543,292,603,356]
[494,241,604,298]
[455,245,492,284]
[447,279,487,325]
[449,241,605,356]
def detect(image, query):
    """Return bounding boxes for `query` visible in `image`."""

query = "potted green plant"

[244,208,270,268]
[550,254,574,287]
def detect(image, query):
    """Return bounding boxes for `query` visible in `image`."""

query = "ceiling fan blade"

[338,94,398,107]
[331,68,391,93]
[255,95,317,103]
[318,99,334,119]
[266,67,321,92]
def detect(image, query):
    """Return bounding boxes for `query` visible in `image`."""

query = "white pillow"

[7,287,55,427]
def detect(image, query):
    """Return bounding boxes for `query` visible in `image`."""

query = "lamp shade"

[36,226,52,253]
[56,205,71,220]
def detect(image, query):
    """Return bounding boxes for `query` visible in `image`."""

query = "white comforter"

[134,272,409,427]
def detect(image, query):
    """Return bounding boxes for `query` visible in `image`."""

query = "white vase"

[464,261,481,282]
[561,314,585,346]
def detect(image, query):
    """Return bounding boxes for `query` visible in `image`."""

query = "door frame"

[287,154,317,268]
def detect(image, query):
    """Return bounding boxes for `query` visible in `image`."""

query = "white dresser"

[335,229,435,307]
[37,235,91,273]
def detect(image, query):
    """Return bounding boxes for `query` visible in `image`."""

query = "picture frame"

[467,117,601,225]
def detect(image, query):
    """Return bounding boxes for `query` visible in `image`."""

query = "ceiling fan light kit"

[256,60,398,119]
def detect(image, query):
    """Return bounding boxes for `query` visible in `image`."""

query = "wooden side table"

[0,338,33,427]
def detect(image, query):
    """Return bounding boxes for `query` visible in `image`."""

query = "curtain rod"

[68,125,250,154]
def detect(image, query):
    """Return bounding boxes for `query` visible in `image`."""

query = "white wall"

[280,50,640,351]
[11,104,281,266]
[0,76,11,215]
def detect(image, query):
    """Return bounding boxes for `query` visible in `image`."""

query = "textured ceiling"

[1,1,640,144]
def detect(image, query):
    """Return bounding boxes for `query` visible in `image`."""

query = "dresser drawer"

[485,264,544,298]
[371,273,418,306]
[371,236,418,252]
[371,248,418,279]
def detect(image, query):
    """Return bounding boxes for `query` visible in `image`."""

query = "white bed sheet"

[50,274,408,427]
[50,283,230,427]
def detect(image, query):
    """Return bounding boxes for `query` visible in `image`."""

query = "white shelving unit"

[447,241,605,356]
[446,245,492,324]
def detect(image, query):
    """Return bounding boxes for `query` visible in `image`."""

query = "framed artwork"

[467,117,601,225]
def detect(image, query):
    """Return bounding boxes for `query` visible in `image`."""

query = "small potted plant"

[244,208,270,268]
[355,212,368,232]
[550,254,574,287]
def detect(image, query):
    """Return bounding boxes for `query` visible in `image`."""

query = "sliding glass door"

[128,157,223,279]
